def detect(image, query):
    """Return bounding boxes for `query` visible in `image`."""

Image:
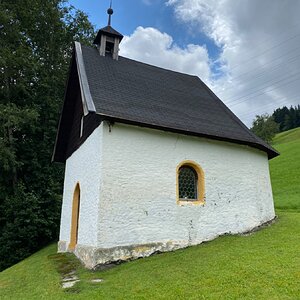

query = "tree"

[250,114,279,144]
[273,106,289,132]
[273,105,300,132]
[0,0,95,271]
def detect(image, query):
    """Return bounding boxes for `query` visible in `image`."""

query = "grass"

[1,213,300,299]
[270,127,300,210]
[272,127,300,144]
[0,128,299,299]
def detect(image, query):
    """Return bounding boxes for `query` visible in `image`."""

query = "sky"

[69,0,300,127]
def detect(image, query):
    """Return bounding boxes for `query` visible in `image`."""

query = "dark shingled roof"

[80,45,278,159]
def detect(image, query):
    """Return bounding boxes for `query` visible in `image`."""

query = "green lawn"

[272,127,300,144]
[270,127,300,210]
[1,128,299,300]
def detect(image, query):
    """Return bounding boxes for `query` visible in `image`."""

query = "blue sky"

[68,0,220,60]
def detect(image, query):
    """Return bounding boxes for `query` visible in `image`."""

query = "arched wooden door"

[69,183,80,250]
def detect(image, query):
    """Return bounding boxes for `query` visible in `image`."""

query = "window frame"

[176,160,205,205]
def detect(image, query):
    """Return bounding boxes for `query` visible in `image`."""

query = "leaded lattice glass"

[178,166,198,200]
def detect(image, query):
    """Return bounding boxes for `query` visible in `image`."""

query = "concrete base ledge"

[58,240,193,269]
[57,216,277,269]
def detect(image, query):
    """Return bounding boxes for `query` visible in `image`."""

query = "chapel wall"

[98,122,275,250]
[58,124,104,251]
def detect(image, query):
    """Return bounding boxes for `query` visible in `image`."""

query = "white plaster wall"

[98,122,275,248]
[59,124,103,247]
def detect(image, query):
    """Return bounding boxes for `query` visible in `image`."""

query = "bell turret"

[93,3,123,60]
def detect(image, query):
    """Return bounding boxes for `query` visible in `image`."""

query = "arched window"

[176,161,205,204]
[179,166,198,200]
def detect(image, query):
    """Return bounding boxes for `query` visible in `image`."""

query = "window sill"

[177,199,205,206]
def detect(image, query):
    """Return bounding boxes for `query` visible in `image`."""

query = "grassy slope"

[1,213,300,300]
[1,128,299,300]
[270,127,300,210]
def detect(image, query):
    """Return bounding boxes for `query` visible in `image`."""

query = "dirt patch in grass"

[48,252,82,293]
[48,253,81,276]
[0,280,10,289]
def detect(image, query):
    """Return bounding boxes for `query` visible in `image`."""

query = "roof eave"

[74,42,96,114]
[52,42,96,163]
[97,113,279,160]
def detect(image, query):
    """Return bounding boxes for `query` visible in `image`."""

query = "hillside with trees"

[273,105,300,132]
[251,105,300,143]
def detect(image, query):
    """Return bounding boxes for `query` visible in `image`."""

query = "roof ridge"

[81,44,200,78]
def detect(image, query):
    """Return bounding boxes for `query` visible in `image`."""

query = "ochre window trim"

[176,160,205,205]
[80,116,84,138]
[69,182,81,250]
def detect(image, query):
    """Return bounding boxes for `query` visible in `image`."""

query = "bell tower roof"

[93,25,123,45]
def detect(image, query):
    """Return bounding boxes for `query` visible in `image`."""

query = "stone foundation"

[58,217,276,269]
[58,240,188,269]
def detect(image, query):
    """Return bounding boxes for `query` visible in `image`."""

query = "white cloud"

[167,0,300,126]
[119,26,212,82]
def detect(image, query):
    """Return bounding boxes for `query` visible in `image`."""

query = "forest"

[273,105,300,132]
[0,0,95,271]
